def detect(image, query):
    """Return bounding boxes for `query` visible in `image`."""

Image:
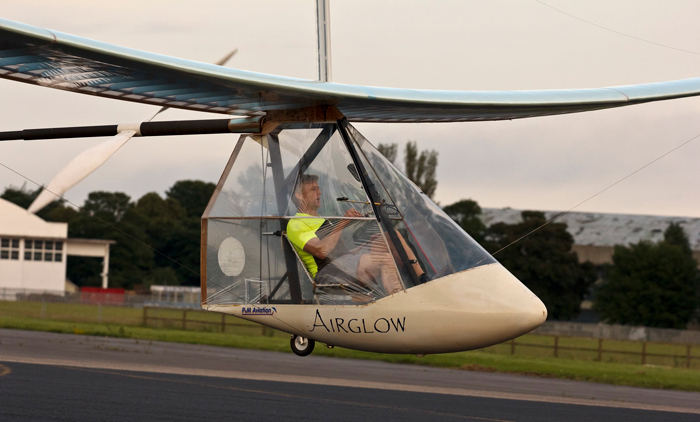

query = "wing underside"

[2,18,700,123]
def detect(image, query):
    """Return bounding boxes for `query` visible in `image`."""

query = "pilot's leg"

[377,230,425,278]
[392,231,425,278]
[379,258,403,294]
[356,252,402,295]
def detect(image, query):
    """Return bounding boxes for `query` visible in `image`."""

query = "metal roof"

[480,208,700,251]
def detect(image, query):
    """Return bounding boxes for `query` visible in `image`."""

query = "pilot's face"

[300,181,321,211]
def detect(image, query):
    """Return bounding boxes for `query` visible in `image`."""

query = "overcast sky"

[1,0,700,218]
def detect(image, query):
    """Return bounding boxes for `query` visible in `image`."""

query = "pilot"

[287,174,423,296]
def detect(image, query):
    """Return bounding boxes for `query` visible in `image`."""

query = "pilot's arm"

[304,209,362,259]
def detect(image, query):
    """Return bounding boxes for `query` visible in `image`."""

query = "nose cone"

[435,263,548,348]
[487,263,548,337]
[507,279,548,336]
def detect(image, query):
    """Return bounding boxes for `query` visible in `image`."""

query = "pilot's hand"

[344,209,363,218]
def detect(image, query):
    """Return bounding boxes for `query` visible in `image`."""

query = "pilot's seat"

[283,232,375,304]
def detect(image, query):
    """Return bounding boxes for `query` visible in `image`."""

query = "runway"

[1,329,698,421]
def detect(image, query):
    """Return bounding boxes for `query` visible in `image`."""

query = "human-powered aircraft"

[1,12,699,356]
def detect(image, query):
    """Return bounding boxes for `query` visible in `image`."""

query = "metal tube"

[0,117,262,141]
[268,135,303,304]
[316,0,332,82]
[0,125,119,141]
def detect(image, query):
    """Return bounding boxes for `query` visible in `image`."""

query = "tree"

[443,199,487,243]
[487,211,596,320]
[1,184,36,209]
[68,192,153,289]
[1,184,78,223]
[664,222,693,255]
[135,192,187,242]
[132,192,188,286]
[405,141,438,199]
[594,224,700,328]
[163,181,215,285]
[376,141,438,199]
[82,191,132,222]
[166,180,215,218]
[376,143,398,165]
[155,217,201,286]
[41,204,79,223]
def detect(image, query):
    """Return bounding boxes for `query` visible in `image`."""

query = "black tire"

[290,335,315,356]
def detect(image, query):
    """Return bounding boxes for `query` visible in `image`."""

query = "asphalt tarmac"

[1,329,698,422]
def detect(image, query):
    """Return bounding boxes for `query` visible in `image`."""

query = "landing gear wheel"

[290,335,315,356]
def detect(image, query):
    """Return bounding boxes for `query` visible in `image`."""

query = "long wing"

[25,49,241,214]
[2,18,700,123]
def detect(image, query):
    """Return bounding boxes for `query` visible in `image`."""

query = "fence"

[0,288,201,325]
[0,287,198,308]
[535,321,700,345]
[0,287,147,306]
[508,335,698,368]
[142,306,276,336]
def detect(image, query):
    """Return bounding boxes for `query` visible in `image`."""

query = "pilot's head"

[293,174,321,213]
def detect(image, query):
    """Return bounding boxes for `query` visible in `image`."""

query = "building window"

[0,238,20,260]
[24,239,63,262]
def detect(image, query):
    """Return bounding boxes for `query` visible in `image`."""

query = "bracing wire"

[535,0,700,56]
[490,129,700,257]
[0,161,201,277]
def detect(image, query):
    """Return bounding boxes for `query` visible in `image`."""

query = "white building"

[0,198,113,291]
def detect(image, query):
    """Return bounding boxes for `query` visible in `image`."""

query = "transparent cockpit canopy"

[205,217,403,305]
[202,122,495,307]
[205,124,371,219]
[205,218,303,305]
[283,126,372,218]
[206,135,275,218]
[345,123,496,278]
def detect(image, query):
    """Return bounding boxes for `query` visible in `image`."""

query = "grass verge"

[1,316,699,392]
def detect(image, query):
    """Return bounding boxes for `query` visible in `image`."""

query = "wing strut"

[0,118,263,142]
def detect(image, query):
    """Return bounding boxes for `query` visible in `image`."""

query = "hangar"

[481,208,700,265]
[0,198,114,292]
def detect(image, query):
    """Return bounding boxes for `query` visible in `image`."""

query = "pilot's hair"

[292,174,319,207]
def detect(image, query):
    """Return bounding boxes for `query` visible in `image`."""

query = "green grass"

[1,310,699,392]
[4,301,699,366]
[0,301,271,336]
[483,335,700,368]
[0,300,143,324]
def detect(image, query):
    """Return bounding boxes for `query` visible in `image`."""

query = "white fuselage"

[203,262,547,354]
